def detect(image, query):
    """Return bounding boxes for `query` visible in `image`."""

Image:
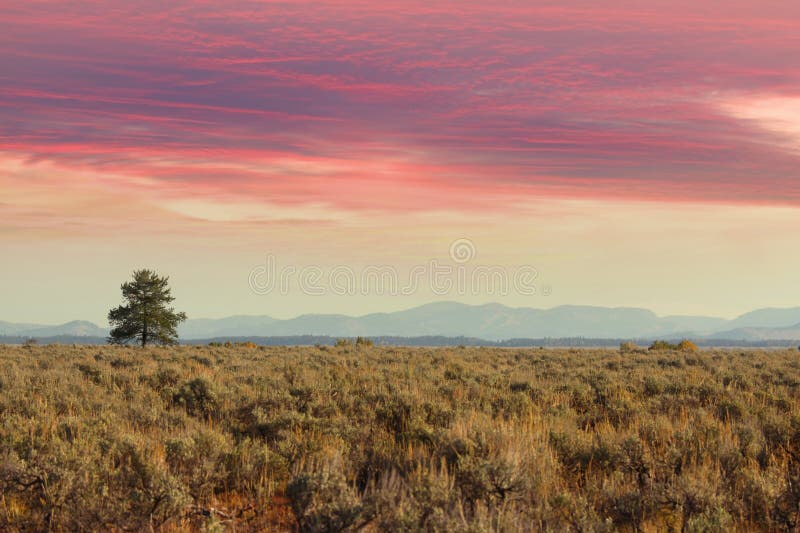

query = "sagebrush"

[1,344,799,531]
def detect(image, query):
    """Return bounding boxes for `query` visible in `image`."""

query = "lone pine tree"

[108,269,187,347]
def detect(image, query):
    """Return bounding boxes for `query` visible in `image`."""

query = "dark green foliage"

[107,269,187,347]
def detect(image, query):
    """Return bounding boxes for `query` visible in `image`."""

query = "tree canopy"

[108,269,187,347]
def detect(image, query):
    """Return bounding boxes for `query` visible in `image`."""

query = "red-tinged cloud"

[2,0,800,222]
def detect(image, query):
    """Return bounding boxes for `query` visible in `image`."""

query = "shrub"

[643,376,663,397]
[649,339,699,352]
[75,362,103,384]
[286,467,366,531]
[678,339,699,353]
[649,340,674,351]
[149,366,182,390]
[455,454,528,506]
[620,341,639,354]
[355,337,374,347]
[173,377,219,417]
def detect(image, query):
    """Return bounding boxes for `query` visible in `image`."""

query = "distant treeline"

[190,336,799,348]
[1,334,798,348]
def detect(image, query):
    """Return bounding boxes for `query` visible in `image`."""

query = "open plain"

[1,344,799,531]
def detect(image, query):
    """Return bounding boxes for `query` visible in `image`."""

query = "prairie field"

[1,343,799,532]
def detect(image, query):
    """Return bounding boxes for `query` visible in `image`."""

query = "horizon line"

[4,299,800,327]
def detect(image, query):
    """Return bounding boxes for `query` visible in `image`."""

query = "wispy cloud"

[2,0,800,227]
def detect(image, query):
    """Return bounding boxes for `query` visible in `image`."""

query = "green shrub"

[649,339,699,352]
[173,377,219,417]
[287,467,366,531]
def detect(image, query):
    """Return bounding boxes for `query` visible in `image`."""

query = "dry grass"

[1,343,799,531]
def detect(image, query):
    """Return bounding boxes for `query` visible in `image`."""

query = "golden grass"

[0,343,798,531]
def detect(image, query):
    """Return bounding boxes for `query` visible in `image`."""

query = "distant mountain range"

[4,302,800,342]
[0,320,108,338]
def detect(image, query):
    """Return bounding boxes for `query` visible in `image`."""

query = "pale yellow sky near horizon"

[2,186,799,325]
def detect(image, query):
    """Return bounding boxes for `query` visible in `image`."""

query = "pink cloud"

[2,0,800,223]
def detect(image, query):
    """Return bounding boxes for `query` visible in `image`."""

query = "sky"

[2,0,800,325]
